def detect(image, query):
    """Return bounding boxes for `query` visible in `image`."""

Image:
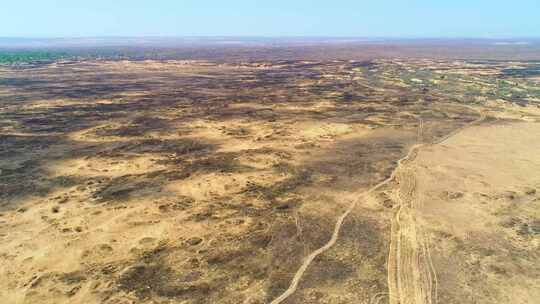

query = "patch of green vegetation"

[0,51,68,64]
[501,65,540,78]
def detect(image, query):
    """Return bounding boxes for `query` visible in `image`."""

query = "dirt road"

[270,109,485,304]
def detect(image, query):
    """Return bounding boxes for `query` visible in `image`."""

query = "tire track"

[269,108,485,304]
[388,165,435,304]
[387,110,485,304]
[269,141,424,304]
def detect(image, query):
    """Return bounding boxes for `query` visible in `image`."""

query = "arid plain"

[1,56,540,304]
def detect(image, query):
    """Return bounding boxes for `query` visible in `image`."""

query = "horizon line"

[1,35,540,40]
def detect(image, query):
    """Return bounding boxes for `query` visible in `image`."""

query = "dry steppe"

[1,58,539,304]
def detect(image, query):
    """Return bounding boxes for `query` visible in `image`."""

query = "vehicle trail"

[269,141,423,304]
[269,106,484,304]
[387,109,485,304]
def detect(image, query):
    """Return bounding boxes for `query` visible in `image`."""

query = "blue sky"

[1,0,539,38]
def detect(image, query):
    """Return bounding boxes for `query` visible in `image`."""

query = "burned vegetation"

[0,58,539,304]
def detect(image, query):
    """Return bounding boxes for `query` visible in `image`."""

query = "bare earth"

[403,122,540,304]
[0,57,539,304]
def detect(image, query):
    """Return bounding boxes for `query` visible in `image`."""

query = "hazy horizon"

[1,36,539,49]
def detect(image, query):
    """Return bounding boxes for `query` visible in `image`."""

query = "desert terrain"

[1,55,539,304]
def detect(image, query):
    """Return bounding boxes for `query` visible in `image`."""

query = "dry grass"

[0,58,539,304]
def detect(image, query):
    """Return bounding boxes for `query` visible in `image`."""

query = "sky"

[1,0,539,38]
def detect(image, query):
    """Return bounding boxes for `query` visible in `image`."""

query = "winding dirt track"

[269,108,485,304]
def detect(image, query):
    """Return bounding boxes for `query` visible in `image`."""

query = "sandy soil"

[400,122,540,304]
[0,58,539,304]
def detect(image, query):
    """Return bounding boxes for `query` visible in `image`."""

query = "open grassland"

[1,58,539,304]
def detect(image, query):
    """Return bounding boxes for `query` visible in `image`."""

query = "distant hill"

[1,37,540,62]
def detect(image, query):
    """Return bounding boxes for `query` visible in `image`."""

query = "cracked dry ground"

[1,59,540,304]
